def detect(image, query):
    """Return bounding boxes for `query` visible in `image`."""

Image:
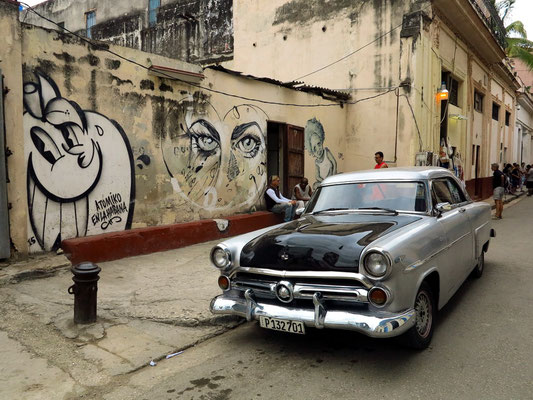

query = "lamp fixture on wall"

[437,81,449,102]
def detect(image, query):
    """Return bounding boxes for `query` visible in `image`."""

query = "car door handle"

[458,208,466,213]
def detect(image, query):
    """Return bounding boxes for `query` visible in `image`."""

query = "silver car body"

[210,167,493,338]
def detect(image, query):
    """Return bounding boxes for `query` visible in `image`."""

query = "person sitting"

[292,177,313,209]
[264,175,297,222]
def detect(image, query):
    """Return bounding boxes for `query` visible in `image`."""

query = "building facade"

[22,0,233,64]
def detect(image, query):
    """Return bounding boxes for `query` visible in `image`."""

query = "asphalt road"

[100,195,533,400]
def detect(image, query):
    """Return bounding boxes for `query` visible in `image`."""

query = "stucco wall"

[1,1,27,256]
[19,23,345,253]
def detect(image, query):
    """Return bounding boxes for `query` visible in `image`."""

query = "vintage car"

[209,167,495,349]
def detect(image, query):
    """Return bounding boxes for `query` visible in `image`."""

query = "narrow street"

[97,196,532,400]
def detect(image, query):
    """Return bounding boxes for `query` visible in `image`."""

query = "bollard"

[68,262,101,324]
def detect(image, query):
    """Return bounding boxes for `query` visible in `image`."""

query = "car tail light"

[218,275,231,291]
[368,287,388,307]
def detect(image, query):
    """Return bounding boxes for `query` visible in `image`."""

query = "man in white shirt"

[264,175,297,222]
[293,177,312,209]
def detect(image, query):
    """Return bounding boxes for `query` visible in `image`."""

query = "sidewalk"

[0,192,527,399]
[0,239,240,399]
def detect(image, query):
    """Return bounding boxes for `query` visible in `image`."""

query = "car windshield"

[306,181,427,213]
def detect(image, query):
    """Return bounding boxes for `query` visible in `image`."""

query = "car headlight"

[211,246,232,269]
[363,251,390,278]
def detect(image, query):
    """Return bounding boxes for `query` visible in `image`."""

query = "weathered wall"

[1,1,27,256]
[234,0,432,170]
[19,23,345,253]
[22,0,233,65]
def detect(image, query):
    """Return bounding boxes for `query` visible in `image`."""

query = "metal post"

[0,71,11,259]
[68,262,101,324]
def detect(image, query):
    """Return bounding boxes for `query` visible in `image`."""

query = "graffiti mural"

[305,118,337,190]
[162,96,268,212]
[23,73,134,251]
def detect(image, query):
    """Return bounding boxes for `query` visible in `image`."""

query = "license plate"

[259,316,305,334]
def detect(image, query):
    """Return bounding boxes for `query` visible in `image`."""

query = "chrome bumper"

[210,289,416,338]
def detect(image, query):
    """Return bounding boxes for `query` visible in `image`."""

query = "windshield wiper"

[357,207,398,215]
[312,207,349,215]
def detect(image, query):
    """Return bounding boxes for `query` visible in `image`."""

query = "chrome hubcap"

[415,291,432,338]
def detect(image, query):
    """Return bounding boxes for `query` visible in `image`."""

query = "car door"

[431,178,473,297]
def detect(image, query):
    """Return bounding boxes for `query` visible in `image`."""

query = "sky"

[19,0,533,39]
[506,0,533,39]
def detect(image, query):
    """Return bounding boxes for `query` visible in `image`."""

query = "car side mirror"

[295,207,305,216]
[434,202,452,216]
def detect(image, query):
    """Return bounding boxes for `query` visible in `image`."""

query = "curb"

[62,211,283,265]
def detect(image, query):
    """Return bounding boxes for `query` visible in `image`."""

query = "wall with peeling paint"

[233,0,431,170]
[22,0,233,64]
[13,22,345,254]
[1,1,27,256]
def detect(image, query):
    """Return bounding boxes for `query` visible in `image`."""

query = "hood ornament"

[280,251,289,261]
[274,281,294,303]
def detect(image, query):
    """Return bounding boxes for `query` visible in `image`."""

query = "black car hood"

[240,213,422,272]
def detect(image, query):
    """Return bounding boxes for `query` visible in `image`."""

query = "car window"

[432,179,453,205]
[307,181,427,212]
[446,178,466,204]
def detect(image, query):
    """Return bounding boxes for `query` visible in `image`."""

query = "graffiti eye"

[30,127,61,165]
[189,119,220,156]
[60,125,80,149]
[235,134,261,158]
[194,135,219,152]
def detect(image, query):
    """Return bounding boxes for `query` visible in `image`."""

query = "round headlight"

[211,247,231,269]
[363,252,390,278]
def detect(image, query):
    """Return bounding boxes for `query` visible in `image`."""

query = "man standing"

[293,177,313,209]
[374,151,388,169]
[491,163,504,219]
[265,175,297,222]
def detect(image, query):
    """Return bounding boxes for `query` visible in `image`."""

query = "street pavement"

[0,190,527,399]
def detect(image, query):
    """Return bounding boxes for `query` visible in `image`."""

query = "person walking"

[526,165,533,196]
[491,163,505,219]
[264,175,297,222]
[374,151,388,169]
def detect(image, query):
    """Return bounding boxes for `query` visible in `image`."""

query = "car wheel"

[402,282,435,350]
[471,252,484,279]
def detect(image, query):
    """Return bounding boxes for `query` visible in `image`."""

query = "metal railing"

[468,0,507,49]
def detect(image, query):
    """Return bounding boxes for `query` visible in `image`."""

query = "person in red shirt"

[374,151,388,169]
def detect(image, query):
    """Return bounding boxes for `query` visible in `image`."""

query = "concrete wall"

[6,21,345,254]
[22,0,233,64]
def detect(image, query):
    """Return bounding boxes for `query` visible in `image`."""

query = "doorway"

[266,121,304,197]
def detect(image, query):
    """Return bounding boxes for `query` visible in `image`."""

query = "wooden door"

[283,125,304,197]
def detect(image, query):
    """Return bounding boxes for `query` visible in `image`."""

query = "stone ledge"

[61,211,283,264]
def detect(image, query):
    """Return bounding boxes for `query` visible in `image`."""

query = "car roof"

[321,167,454,185]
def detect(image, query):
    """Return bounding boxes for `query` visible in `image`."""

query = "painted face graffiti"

[305,118,337,190]
[162,98,267,212]
[23,73,134,251]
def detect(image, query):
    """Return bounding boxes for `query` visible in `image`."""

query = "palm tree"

[492,0,533,70]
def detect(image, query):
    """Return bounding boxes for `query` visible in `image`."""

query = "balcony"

[468,0,507,49]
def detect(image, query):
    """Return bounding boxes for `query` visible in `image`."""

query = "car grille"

[232,271,369,304]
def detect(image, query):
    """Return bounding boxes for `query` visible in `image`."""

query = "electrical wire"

[18,2,342,108]
[292,3,433,82]
[19,2,402,109]
[400,94,424,153]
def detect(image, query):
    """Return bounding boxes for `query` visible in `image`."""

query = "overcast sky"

[20,0,533,39]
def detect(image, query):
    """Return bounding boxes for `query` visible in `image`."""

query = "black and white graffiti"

[162,97,267,212]
[23,72,135,251]
[305,118,337,190]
